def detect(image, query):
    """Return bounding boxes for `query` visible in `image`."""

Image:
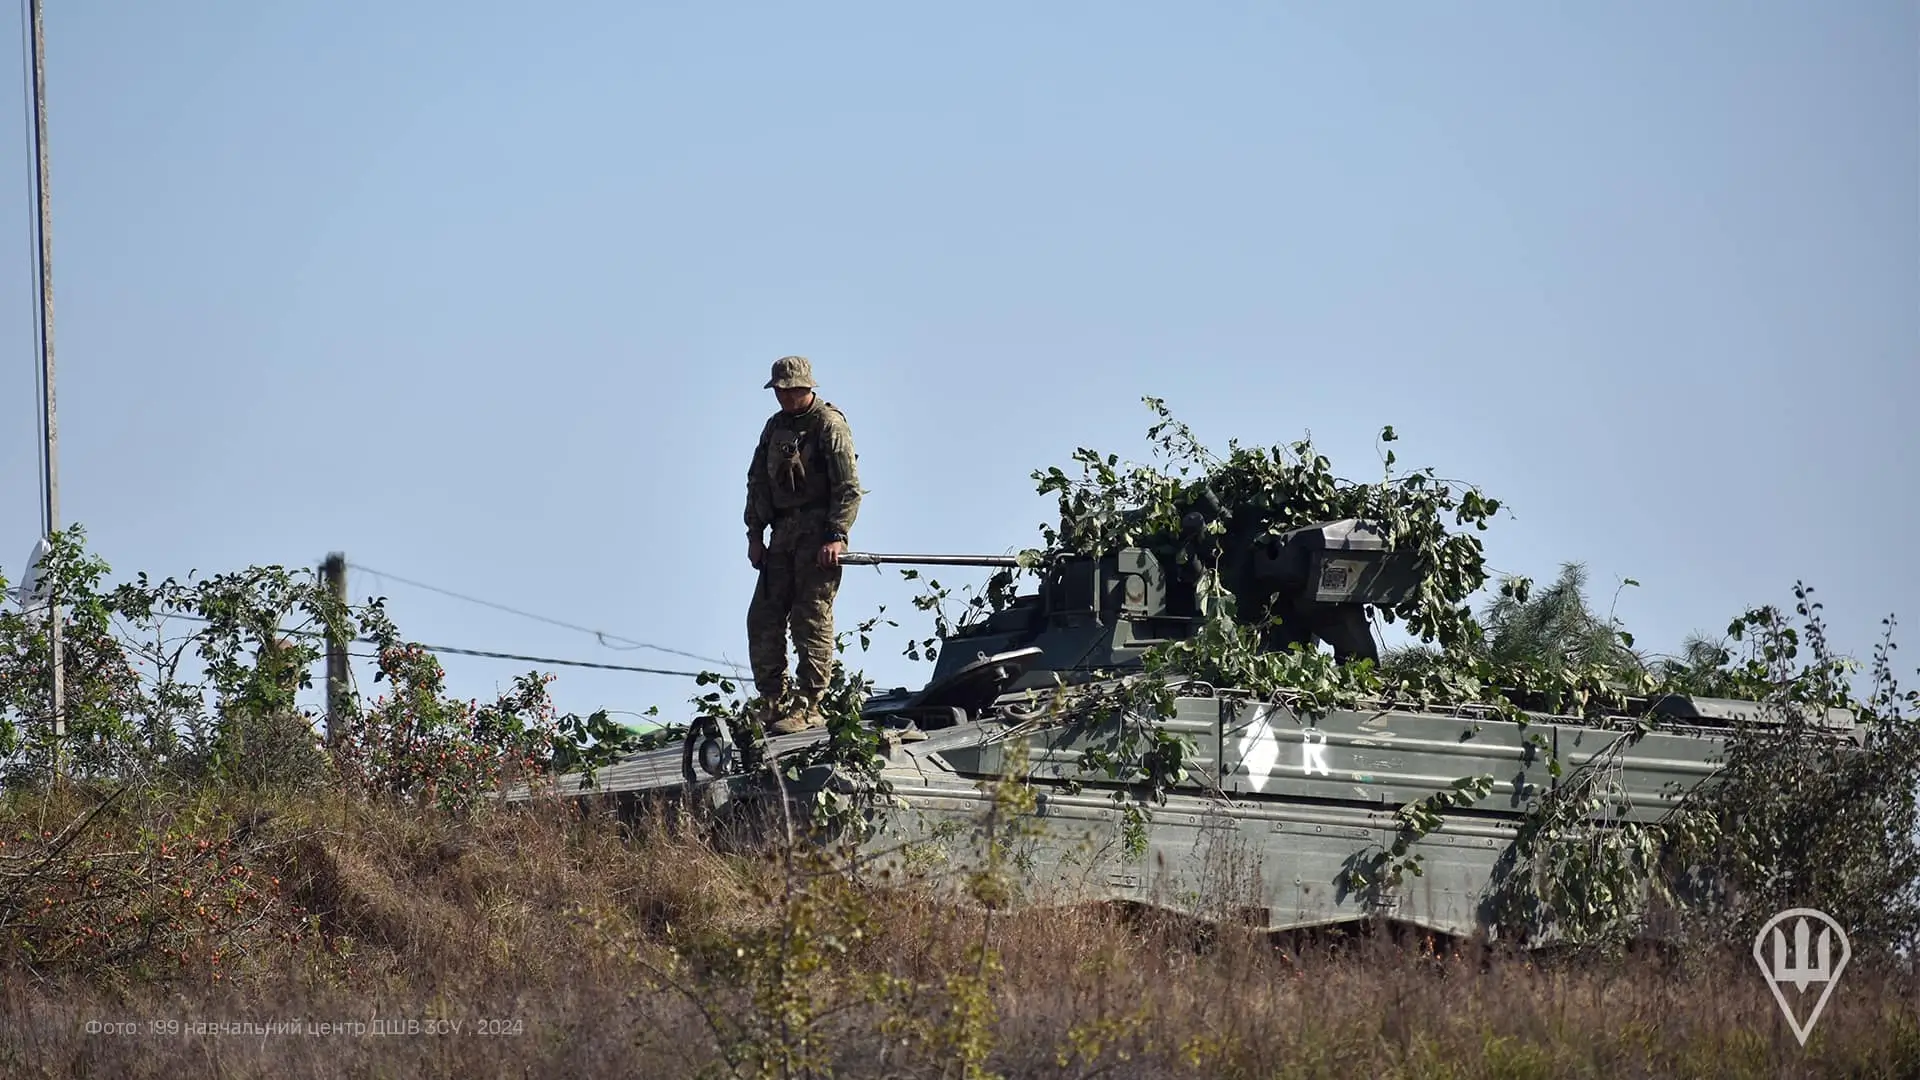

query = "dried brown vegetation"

[6,432,1920,1079]
[2,786,1914,1080]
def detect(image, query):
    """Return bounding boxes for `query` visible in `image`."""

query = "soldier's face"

[775,386,813,412]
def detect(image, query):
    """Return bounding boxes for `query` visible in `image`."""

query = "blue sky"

[3,2,1914,730]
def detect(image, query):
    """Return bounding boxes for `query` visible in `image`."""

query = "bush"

[1,397,1916,1074]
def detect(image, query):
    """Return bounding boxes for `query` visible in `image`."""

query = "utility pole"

[29,0,63,762]
[322,553,347,745]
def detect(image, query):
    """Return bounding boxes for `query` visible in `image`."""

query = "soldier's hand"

[748,535,765,568]
[818,540,845,569]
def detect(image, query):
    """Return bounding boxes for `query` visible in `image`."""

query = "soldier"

[744,355,862,734]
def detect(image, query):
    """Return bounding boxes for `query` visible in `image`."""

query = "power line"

[389,641,713,678]
[143,611,717,679]
[346,561,742,672]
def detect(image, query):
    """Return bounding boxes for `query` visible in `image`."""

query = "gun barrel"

[840,552,1023,568]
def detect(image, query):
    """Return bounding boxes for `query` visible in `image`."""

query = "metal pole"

[29,0,63,759]
[839,552,1024,568]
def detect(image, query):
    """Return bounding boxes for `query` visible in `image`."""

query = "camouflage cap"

[764,355,816,390]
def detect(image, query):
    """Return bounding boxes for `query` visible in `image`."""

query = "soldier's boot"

[770,691,827,735]
[743,693,782,736]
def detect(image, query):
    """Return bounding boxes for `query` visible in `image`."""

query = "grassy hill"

[2,784,1914,1079]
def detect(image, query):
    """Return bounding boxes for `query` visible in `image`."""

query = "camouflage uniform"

[745,356,861,727]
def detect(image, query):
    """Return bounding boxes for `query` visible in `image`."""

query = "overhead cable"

[141,612,715,679]
[345,560,743,671]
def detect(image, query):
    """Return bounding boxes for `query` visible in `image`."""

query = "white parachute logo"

[1752,907,1850,1047]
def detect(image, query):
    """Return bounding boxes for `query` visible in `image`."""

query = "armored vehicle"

[551,517,1864,946]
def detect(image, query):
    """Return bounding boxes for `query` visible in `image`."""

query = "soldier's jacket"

[745,398,861,544]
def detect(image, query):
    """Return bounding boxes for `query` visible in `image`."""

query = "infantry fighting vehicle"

[554,514,1864,946]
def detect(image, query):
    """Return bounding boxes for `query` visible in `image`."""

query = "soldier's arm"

[823,412,861,540]
[745,420,773,533]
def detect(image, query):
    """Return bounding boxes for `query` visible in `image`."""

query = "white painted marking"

[1242,706,1280,782]
[1301,728,1330,776]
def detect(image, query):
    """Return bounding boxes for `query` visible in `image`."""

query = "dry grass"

[2,786,1915,1079]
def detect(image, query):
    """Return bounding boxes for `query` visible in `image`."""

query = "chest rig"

[765,406,834,511]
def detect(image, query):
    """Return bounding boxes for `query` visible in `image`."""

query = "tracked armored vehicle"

[558,517,1864,945]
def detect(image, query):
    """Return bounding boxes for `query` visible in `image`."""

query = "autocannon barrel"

[839,551,1023,568]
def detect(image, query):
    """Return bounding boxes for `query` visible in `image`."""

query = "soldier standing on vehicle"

[744,355,861,734]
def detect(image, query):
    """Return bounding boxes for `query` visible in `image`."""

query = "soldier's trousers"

[747,543,842,702]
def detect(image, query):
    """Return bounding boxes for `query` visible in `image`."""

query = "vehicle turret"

[841,516,1423,730]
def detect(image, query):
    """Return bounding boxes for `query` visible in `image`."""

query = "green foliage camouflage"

[879,397,1920,962]
[2,396,1917,982]
[1,401,1918,1075]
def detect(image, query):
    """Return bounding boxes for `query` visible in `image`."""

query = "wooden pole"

[322,553,347,744]
[29,0,63,763]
